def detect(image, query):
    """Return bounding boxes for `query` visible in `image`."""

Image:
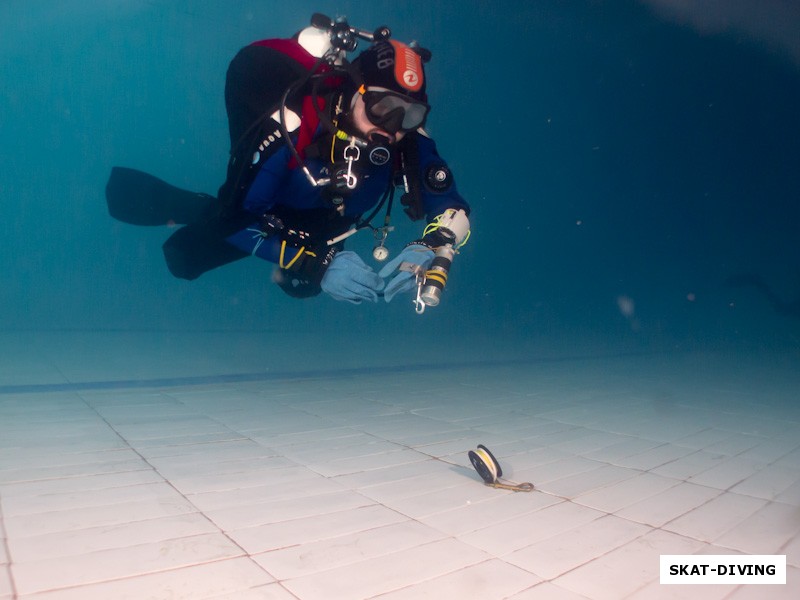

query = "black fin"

[162,218,249,280]
[106,167,218,226]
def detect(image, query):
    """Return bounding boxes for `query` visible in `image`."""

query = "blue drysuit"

[225,130,469,265]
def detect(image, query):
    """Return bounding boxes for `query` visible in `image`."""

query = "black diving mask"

[362,87,430,134]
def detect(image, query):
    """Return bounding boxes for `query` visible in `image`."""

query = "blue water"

[2,0,799,356]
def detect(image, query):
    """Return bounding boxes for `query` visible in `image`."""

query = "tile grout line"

[179,390,490,595]
[131,389,438,598]
[62,392,291,596]
[0,490,19,600]
[372,426,671,590]
[396,429,782,596]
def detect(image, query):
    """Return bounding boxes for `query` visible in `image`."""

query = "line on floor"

[0,351,667,395]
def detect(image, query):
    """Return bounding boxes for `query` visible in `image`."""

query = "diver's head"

[347,40,431,141]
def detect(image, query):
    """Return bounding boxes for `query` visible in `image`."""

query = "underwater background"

[2,3,800,597]
[2,0,799,358]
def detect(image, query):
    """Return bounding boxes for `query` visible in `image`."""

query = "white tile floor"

[0,332,798,599]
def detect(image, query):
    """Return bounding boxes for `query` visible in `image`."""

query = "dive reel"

[468,445,534,492]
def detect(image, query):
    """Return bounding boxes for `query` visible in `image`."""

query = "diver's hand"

[378,244,434,303]
[321,251,385,304]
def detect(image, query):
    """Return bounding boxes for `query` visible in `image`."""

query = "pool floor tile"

[1,337,798,599]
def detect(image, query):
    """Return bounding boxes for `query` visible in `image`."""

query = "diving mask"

[361,87,430,134]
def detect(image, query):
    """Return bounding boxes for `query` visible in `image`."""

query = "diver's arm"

[377,135,471,303]
[414,134,470,221]
[406,134,471,252]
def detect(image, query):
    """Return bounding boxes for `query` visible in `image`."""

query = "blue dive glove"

[378,245,435,303]
[320,251,385,304]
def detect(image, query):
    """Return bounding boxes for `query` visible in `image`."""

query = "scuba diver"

[106,14,471,309]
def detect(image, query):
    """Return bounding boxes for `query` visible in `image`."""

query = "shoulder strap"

[398,134,425,221]
[288,95,325,168]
